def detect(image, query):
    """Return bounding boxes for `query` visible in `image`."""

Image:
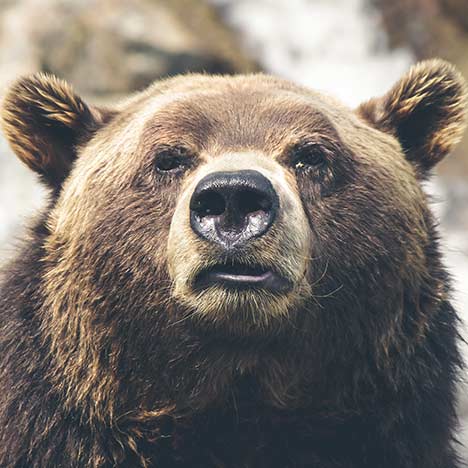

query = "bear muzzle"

[189,170,290,291]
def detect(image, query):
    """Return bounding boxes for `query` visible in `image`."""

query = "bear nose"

[190,170,279,249]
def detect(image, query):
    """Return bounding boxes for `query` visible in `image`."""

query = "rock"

[0,0,259,99]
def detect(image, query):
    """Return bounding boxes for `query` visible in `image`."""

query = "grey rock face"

[0,0,259,98]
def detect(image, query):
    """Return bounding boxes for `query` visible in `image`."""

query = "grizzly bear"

[0,59,467,468]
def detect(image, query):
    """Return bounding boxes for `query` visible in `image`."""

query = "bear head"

[1,60,467,415]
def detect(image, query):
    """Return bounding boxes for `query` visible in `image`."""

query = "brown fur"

[0,60,467,467]
[357,59,467,175]
[1,73,114,186]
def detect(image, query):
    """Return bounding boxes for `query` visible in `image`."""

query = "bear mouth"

[194,263,291,292]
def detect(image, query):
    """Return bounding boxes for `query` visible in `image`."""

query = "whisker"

[313,284,344,299]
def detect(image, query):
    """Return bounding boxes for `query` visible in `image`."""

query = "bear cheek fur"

[39,115,185,419]
[317,126,426,271]
[297,115,432,364]
[166,151,312,328]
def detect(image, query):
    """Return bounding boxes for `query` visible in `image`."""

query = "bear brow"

[141,104,215,151]
[140,92,342,155]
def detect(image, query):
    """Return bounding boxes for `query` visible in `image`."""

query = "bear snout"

[166,153,312,325]
[189,170,279,249]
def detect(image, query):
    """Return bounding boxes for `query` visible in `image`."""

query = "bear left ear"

[357,59,467,176]
[1,73,115,188]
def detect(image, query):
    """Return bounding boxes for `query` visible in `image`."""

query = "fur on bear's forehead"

[134,74,353,156]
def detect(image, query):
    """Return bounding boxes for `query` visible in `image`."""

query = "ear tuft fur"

[1,73,113,187]
[358,59,467,175]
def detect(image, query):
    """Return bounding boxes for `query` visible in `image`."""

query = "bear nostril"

[237,189,271,217]
[192,190,226,218]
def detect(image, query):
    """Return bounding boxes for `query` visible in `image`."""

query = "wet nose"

[190,170,279,249]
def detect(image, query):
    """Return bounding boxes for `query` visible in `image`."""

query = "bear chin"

[172,278,311,337]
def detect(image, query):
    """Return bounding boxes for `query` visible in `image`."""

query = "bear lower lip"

[195,264,291,292]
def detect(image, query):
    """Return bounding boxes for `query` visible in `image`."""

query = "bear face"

[3,63,465,337]
[0,60,467,467]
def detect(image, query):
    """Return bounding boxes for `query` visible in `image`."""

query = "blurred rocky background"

[0,0,467,460]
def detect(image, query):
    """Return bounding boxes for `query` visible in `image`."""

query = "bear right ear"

[357,59,467,177]
[1,73,115,188]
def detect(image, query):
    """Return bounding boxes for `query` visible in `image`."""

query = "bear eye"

[292,143,325,171]
[154,147,192,174]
